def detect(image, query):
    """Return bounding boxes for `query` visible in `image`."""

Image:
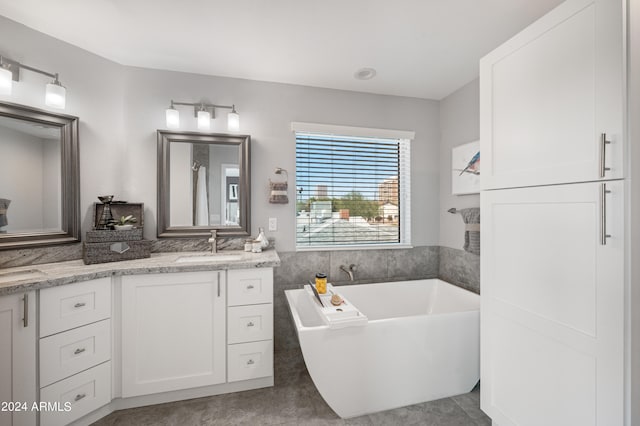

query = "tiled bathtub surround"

[438,246,480,294]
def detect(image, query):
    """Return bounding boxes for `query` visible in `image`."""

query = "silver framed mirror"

[157,130,251,238]
[0,101,80,249]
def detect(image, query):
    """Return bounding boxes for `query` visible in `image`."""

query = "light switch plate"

[268,217,277,231]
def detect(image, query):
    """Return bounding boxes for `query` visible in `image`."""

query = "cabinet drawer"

[227,304,273,344]
[40,278,111,337]
[227,268,273,306]
[40,319,111,387]
[227,340,273,382]
[40,361,111,426]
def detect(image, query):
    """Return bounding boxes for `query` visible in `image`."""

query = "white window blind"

[295,131,411,249]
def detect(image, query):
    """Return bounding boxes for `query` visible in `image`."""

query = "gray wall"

[0,16,440,254]
[438,79,480,250]
[437,79,480,292]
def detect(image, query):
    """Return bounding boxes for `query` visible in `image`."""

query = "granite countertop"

[0,249,280,296]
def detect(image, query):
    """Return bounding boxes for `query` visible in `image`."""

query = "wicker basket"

[85,228,143,243]
[83,240,151,265]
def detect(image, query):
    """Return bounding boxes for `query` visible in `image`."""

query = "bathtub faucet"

[340,264,356,281]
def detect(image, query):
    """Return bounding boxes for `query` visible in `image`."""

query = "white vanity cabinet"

[226,268,274,382]
[0,291,36,426]
[121,271,227,397]
[480,0,624,190]
[38,278,113,426]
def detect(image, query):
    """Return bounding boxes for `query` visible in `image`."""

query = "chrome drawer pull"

[74,348,86,355]
[247,285,254,290]
[74,393,86,402]
[247,359,255,365]
[74,302,86,308]
[247,321,255,327]
[22,294,28,328]
[600,183,612,245]
[600,133,612,178]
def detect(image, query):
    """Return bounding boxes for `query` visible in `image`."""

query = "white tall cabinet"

[0,292,36,426]
[480,0,627,425]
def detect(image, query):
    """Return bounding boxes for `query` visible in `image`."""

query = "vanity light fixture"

[0,55,67,109]
[165,100,240,132]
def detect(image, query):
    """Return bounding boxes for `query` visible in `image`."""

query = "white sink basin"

[175,254,243,263]
[0,269,45,284]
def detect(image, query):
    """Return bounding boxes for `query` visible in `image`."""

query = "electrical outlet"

[268,217,277,231]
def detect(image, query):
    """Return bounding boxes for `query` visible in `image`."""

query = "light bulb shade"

[166,108,180,129]
[227,110,240,131]
[0,67,12,96]
[197,110,211,131]
[45,82,66,109]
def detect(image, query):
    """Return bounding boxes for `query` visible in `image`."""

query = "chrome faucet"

[208,230,218,253]
[340,264,356,281]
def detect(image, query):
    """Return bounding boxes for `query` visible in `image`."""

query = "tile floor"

[93,349,490,425]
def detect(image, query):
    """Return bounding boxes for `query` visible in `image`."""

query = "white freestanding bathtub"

[285,278,480,418]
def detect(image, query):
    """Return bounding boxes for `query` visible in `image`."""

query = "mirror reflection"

[169,143,241,227]
[0,116,62,234]
[158,130,251,238]
[0,101,80,249]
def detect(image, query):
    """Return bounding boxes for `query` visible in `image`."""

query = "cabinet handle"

[74,302,86,308]
[22,294,28,328]
[74,348,86,355]
[247,285,254,290]
[74,393,86,402]
[217,271,221,297]
[247,359,255,365]
[600,183,612,245]
[600,133,612,178]
[247,321,255,327]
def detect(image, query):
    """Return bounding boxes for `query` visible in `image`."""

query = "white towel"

[195,166,209,226]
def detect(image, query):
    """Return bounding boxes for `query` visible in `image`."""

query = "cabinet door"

[480,0,624,190]
[481,181,624,425]
[0,292,36,426]
[121,271,226,397]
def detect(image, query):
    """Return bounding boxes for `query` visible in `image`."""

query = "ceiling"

[0,0,564,100]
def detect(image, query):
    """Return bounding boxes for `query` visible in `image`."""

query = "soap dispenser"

[255,227,269,249]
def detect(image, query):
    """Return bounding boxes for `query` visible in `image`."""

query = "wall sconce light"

[165,100,240,132]
[0,55,67,109]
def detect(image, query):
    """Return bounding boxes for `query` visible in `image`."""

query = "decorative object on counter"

[96,195,115,229]
[269,167,289,204]
[255,227,269,249]
[82,240,151,265]
[84,202,149,264]
[244,238,253,252]
[449,207,480,255]
[251,240,262,253]
[93,202,144,230]
[0,54,67,109]
[111,215,137,231]
[165,100,240,132]
[451,140,480,195]
[0,198,9,232]
[315,273,327,294]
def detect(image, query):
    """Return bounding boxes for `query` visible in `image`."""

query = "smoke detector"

[354,67,377,80]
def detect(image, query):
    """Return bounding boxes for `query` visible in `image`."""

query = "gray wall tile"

[438,246,480,294]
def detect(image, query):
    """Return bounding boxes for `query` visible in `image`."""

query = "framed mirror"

[0,101,80,249]
[157,130,251,238]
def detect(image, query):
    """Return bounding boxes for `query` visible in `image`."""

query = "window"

[294,125,411,249]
